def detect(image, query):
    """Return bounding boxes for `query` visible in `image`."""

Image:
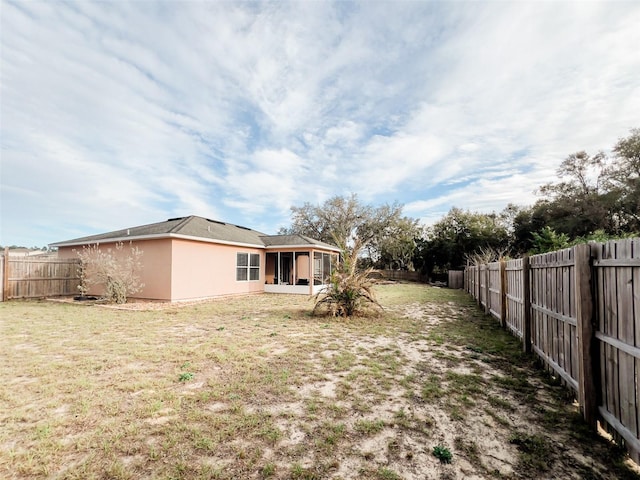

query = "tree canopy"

[608,127,640,232]
[512,128,640,250]
[280,194,420,268]
[412,207,510,275]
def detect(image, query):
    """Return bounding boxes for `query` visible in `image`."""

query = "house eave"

[50,233,266,250]
[265,244,341,252]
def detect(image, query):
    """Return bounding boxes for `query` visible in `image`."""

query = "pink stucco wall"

[57,239,173,300]
[170,239,264,301]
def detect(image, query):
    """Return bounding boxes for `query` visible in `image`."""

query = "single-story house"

[50,215,340,302]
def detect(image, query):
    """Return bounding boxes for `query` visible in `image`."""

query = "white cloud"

[1,1,639,246]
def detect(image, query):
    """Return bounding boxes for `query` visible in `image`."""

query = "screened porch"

[264,250,338,295]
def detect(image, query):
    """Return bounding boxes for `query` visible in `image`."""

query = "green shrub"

[433,444,453,463]
[313,239,382,317]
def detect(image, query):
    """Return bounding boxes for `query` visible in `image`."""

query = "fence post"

[500,259,507,328]
[465,263,469,293]
[484,264,490,314]
[2,247,8,302]
[463,268,466,292]
[574,243,597,430]
[522,256,531,354]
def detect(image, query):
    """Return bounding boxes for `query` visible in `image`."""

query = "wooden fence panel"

[593,238,640,463]
[448,270,464,289]
[0,255,4,301]
[529,247,578,393]
[468,266,478,296]
[479,264,487,310]
[6,257,81,299]
[505,258,524,339]
[488,261,501,320]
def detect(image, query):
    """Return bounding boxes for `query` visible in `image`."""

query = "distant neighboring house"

[7,248,51,257]
[50,216,340,302]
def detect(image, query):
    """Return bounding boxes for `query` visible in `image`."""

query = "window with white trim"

[236,253,260,281]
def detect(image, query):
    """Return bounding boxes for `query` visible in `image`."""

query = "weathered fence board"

[0,255,5,301]
[487,261,501,320]
[479,264,487,311]
[505,258,525,339]
[467,265,478,298]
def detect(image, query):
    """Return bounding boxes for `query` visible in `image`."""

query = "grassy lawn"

[1,283,637,480]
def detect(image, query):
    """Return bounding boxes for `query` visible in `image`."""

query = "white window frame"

[236,252,260,282]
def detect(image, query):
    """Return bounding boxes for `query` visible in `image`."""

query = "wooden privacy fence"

[1,253,81,301]
[377,270,427,283]
[465,239,640,463]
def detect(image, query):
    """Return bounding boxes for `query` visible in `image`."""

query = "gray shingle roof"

[50,216,266,247]
[50,216,338,251]
[259,234,340,251]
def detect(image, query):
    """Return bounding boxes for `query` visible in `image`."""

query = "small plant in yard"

[433,444,453,464]
[261,462,276,478]
[377,467,402,480]
[354,419,385,435]
[313,238,382,317]
[178,372,195,382]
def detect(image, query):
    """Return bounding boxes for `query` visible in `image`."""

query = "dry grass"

[0,284,637,480]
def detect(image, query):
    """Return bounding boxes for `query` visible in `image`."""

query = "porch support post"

[309,250,314,295]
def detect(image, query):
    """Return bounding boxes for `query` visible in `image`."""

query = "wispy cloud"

[1,0,638,246]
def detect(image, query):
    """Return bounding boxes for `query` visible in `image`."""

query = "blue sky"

[1,1,639,247]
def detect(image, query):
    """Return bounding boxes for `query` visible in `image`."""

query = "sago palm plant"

[312,238,382,317]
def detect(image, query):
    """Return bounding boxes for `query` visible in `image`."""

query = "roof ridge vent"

[206,219,226,225]
[235,225,251,230]
[167,217,185,221]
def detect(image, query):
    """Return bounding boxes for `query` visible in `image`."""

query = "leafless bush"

[76,242,144,304]
[465,246,509,266]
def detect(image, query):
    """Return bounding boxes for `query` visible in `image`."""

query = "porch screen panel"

[322,253,332,283]
[314,252,322,285]
[266,252,278,284]
[313,252,335,285]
